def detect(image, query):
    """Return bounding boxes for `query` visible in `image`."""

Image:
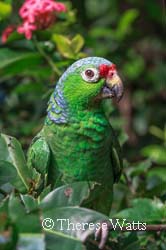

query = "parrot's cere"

[28,57,124,215]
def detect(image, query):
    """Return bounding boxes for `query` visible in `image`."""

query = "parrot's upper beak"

[99,64,124,102]
[105,73,123,101]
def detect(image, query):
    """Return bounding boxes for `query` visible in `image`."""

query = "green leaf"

[40,181,100,210]
[31,168,43,192]
[0,133,31,192]
[42,207,108,249]
[45,233,85,250]
[2,59,44,79]
[146,176,166,196]
[0,48,42,77]
[115,198,166,223]
[71,34,84,54]
[17,233,45,250]
[129,160,152,177]
[40,182,109,249]
[142,145,166,164]
[52,34,84,59]
[149,126,164,141]
[121,232,140,250]
[0,161,17,186]
[20,195,38,213]
[3,30,22,44]
[8,195,41,233]
[39,185,51,201]
[116,9,139,40]
[0,1,11,20]
[122,50,145,80]
[52,34,75,59]
[147,167,166,182]
[0,160,27,194]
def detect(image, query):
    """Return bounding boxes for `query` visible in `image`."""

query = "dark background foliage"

[0,0,166,249]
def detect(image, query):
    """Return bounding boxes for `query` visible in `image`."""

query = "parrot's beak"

[104,73,124,101]
[97,64,124,102]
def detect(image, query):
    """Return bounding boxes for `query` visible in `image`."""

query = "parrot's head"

[47,57,124,124]
[60,57,123,110]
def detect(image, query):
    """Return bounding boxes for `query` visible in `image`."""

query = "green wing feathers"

[27,132,50,175]
[110,126,123,183]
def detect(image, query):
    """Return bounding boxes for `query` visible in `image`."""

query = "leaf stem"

[33,36,61,76]
[123,172,136,195]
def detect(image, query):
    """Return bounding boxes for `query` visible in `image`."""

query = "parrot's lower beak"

[102,74,124,101]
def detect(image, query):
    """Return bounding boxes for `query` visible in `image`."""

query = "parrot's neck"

[45,85,106,125]
[68,102,106,124]
[46,84,69,124]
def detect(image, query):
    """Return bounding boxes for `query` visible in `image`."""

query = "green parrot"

[27,57,124,215]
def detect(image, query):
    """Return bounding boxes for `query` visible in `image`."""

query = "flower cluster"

[1,0,66,43]
[17,0,66,39]
[1,25,16,43]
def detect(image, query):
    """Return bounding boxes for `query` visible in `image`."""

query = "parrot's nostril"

[110,72,114,77]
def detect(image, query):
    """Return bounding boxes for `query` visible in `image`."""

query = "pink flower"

[17,0,66,39]
[1,25,15,43]
[17,21,37,40]
[36,12,57,29]
[52,2,66,12]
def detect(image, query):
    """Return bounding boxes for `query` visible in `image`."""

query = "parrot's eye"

[81,68,100,83]
[85,69,95,78]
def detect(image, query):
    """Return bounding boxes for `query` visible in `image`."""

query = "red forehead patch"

[99,64,116,78]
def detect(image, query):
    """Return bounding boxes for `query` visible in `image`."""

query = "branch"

[118,224,166,232]
[88,224,166,250]
[88,239,112,250]
[0,188,8,197]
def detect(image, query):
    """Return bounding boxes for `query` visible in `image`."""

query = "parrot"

[27,57,124,247]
